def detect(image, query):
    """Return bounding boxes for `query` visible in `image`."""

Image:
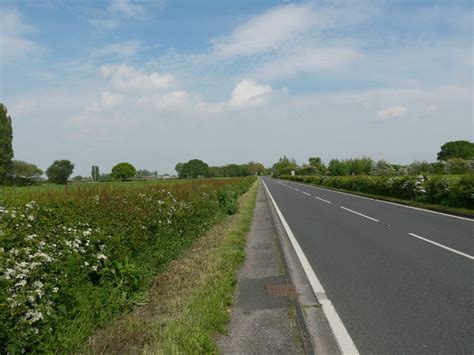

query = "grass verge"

[81,179,259,354]
[287,180,474,217]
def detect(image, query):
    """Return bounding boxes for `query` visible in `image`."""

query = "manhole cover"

[265,284,297,297]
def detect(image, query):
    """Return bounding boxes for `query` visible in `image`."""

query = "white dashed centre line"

[314,196,332,204]
[302,191,311,196]
[408,233,474,260]
[340,206,379,222]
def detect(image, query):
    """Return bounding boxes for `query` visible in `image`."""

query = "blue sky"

[0,0,472,176]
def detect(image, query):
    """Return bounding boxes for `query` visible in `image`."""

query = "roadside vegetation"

[84,179,258,354]
[271,141,473,213]
[0,177,255,352]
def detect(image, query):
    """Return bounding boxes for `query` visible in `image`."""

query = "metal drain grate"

[265,284,297,297]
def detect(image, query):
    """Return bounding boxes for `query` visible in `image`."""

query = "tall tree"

[46,160,74,184]
[0,103,14,184]
[437,140,474,161]
[91,165,100,181]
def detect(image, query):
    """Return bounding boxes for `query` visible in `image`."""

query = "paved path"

[218,183,306,354]
[262,177,473,354]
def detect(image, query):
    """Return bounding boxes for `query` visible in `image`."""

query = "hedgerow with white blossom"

[0,177,254,352]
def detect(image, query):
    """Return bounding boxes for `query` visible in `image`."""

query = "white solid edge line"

[286,180,473,222]
[314,196,332,204]
[262,179,359,354]
[302,191,311,196]
[408,233,474,260]
[340,206,380,222]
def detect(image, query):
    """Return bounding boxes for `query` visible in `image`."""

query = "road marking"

[285,180,473,222]
[340,206,379,222]
[302,191,311,196]
[294,188,300,192]
[408,233,474,260]
[314,196,332,204]
[262,179,359,355]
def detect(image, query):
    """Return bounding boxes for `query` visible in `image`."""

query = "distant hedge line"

[281,174,474,210]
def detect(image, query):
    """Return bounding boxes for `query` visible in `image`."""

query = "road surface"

[261,177,473,354]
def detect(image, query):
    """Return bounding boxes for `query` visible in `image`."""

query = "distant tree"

[12,160,43,182]
[72,175,83,181]
[0,103,14,184]
[446,158,472,174]
[327,159,350,176]
[91,165,100,181]
[437,140,474,161]
[298,164,318,175]
[347,157,373,175]
[175,163,184,177]
[308,157,326,174]
[272,156,298,176]
[180,159,209,178]
[247,161,265,175]
[111,162,136,181]
[46,160,74,184]
[407,160,431,175]
[370,160,395,176]
[136,169,158,177]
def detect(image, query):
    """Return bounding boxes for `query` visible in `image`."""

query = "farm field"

[0,177,256,353]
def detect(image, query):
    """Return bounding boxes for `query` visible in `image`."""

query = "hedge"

[281,174,474,210]
[0,177,255,352]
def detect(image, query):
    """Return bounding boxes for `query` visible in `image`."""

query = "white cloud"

[93,41,141,58]
[138,90,188,110]
[0,8,42,61]
[376,105,408,120]
[258,46,361,79]
[228,79,273,108]
[101,91,123,108]
[211,3,317,59]
[107,0,145,18]
[100,64,174,92]
[196,79,283,113]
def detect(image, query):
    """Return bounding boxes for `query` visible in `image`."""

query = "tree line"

[271,140,474,177]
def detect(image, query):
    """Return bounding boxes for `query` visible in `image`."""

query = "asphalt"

[262,177,473,354]
[218,183,306,354]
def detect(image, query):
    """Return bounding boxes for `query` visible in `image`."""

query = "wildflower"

[96,253,107,260]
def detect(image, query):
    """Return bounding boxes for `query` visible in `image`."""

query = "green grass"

[83,179,259,354]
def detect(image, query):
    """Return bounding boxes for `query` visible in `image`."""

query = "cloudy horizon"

[1,0,472,176]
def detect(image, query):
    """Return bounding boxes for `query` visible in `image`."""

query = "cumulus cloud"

[0,8,43,61]
[228,79,273,108]
[100,64,174,92]
[196,79,284,113]
[376,105,408,120]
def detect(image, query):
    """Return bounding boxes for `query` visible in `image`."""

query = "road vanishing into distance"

[261,177,473,354]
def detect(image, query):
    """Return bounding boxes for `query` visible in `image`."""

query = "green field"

[0,177,256,353]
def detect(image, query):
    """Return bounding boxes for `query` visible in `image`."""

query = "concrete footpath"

[218,183,310,354]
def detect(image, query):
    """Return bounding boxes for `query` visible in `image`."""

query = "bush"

[281,174,473,209]
[0,177,255,352]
